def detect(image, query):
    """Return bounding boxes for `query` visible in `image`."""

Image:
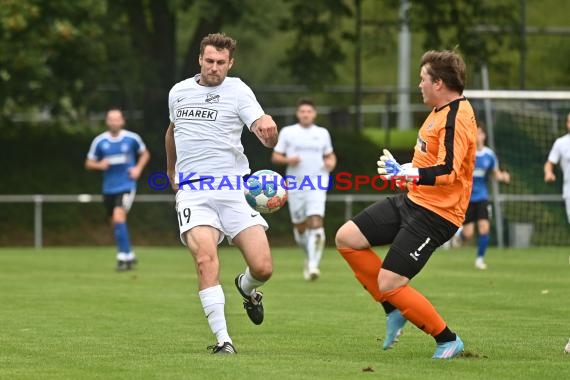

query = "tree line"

[0,0,545,136]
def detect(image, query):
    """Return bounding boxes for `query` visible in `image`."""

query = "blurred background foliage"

[2,0,569,133]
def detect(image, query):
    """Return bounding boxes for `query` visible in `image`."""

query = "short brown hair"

[420,50,466,94]
[200,33,237,58]
[297,97,316,109]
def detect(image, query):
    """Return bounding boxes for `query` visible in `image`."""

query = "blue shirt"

[470,146,498,202]
[87,130,146,194]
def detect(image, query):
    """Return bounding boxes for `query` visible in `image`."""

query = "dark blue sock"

[477,234,490,258]
[114,222,132,254]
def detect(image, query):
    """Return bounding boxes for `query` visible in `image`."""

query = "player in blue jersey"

[85,108,150,271]
[452,124,509,269]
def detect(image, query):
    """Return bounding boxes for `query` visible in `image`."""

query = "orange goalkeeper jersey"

[407,97,477,227]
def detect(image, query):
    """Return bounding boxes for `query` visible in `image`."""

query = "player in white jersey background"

[272,99,336,280]
[544,112,570,223]
[165,33,278,354]
[85,108,150,271]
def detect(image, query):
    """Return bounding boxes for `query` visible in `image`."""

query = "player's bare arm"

[493,168,510,184]
[165,122,178,191]
[323,152,337,172]
[85,157,109,171]
[129,149,150,180]
[544,161,556,182]
[252,115,278,148]
[271,151,300,166]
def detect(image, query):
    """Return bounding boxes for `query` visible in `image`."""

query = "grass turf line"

[0,247,569,379]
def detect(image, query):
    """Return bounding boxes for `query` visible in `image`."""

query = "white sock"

[314,227,325,267]
[239,267,265,297]
[293,229,307,250]
[126,252,136,261]
[116,252,128,261]
[306,227,325,271]
[199,285,231,344]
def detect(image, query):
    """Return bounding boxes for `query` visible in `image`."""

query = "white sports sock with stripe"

[199,285,232,344]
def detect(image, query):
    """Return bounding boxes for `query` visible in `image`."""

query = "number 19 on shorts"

[178,207,191,227]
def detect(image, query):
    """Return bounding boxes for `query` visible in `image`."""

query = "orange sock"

[338,247,383,301]
[381,285,446,336]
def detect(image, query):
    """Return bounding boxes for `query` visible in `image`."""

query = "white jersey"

[547,133,570,198]
[168,74,264,183]
[274,123,333,189]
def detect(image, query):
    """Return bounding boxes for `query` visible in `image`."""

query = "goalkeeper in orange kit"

[335,50,477,359]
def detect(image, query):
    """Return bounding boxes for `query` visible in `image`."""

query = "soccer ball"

[244,169,288,214]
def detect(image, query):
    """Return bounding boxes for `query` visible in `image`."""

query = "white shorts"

[287,189,327,224]
[175,189,268,246]
[565,198,570,224]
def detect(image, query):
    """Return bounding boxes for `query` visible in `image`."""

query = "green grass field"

[1,246,569,379]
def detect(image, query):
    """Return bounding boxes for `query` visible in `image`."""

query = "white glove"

[377,149,419,182]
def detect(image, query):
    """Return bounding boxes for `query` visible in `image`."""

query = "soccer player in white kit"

[165,33,278,354]
[544,112,570,223]
[272,99,336,280]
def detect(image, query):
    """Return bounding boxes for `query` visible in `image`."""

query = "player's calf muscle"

[249,261,272,281]
[241,249,273,280]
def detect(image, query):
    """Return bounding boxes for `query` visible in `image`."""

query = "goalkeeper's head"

[418,50,466,108]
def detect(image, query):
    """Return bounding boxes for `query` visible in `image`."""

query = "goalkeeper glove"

[377,149,419,182]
